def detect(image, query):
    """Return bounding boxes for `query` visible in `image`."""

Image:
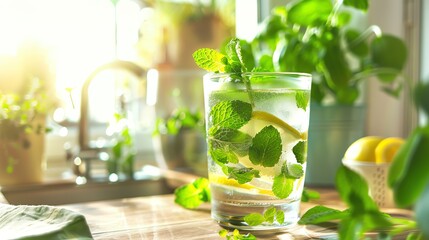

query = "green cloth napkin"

[0,204,93,240]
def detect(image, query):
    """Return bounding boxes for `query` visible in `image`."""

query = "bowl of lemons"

[342,136,404,208]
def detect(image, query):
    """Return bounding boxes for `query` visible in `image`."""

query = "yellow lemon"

[375,137,404,163]
[251,111,306,140]
[209,174,274,196]
[344,136,383,162]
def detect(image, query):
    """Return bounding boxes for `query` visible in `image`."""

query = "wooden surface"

[60,187,412,240]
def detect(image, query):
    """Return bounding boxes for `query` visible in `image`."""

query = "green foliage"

[107,113,136,178]
[174,177,211,209]
[252,0,408,105]
[0,77,52,141]
[301,188,320,202]
[153,108,204,136]
[244,206,285,226]
[210,100,252,129]
[292,141,307,164]
[218,229,256,240]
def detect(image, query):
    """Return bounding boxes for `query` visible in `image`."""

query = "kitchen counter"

[0,169,414,239]
[59,187,412,239]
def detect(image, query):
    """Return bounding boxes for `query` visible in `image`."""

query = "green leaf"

[301,188,320,202]
[292,141,307,164]
[323,40,353,89]
[272,174,294,199]
[210,147,238,165]
[338,216,364,240]
[370,35,407,71]
[174,177,210,209]
[264,207,276,223]
[192,48,226,72]
[284,163,304,179]
[210,100,252,129]
[345,29,369,58]
[244,213,265,226]
[390,126,429,207]
[336,165,378,211]
[287,0,333,27]
[209,127,253,156]
[226,38,248,72]
[256,54,274,72]
[298,205,348,225]
[276,210,285,224]
[226,166,260,184]
[343,0,368,11]
[295,91,309,110]
[249,125,282,167]
[414,82,429,117]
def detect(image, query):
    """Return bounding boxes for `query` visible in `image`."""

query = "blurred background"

[0,0,427,203]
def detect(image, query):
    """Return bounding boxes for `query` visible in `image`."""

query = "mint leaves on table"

[244,206,285,226]
[174,177,211,209]
[218,229,256,240]
[299,165,420,239]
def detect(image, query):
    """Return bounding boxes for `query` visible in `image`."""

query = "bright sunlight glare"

[0,0,142,121]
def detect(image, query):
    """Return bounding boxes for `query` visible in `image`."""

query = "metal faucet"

[72,60,154,180]
[78,60,147,151]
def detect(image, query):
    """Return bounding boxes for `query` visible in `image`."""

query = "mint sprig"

[219,229,256,240]
[174,178,211,209]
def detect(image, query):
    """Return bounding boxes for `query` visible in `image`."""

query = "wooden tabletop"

[60,187,413,240]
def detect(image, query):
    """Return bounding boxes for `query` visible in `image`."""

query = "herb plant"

[252,0,408,105]
[0,77,53,172]
[153,107,204,136]
[300,81,429,239]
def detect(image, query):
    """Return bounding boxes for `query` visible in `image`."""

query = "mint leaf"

[244,213,265,226]
[209,126,252,156]
[301,188,321,202]
[226,38,247,72]
[210,100,252,129]
[210,147,238,165]
[192,48,226,72]
[276,210,285,224]
[272,174,294,199]
[293,141,307,163]
[249,125,282,167]
[174,177,210,209]
[244,207,285,226]
[264,207,276,223]
[219,229,256,240]
[284,162,304,179]
[296,91,309,110]
[225,166,260,184]
[299,205,349,225]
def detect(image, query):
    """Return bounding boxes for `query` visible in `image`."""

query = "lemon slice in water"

[209,173,274,196]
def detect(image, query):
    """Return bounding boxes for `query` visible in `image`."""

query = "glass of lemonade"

[203,72,312,230]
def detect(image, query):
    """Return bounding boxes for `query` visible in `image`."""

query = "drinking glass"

[203,72,312,230]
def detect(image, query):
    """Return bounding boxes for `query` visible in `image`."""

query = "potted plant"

[0,42,55,185]
[0,77,54,185]
[153,107,207,176]
[251,0,408,185]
